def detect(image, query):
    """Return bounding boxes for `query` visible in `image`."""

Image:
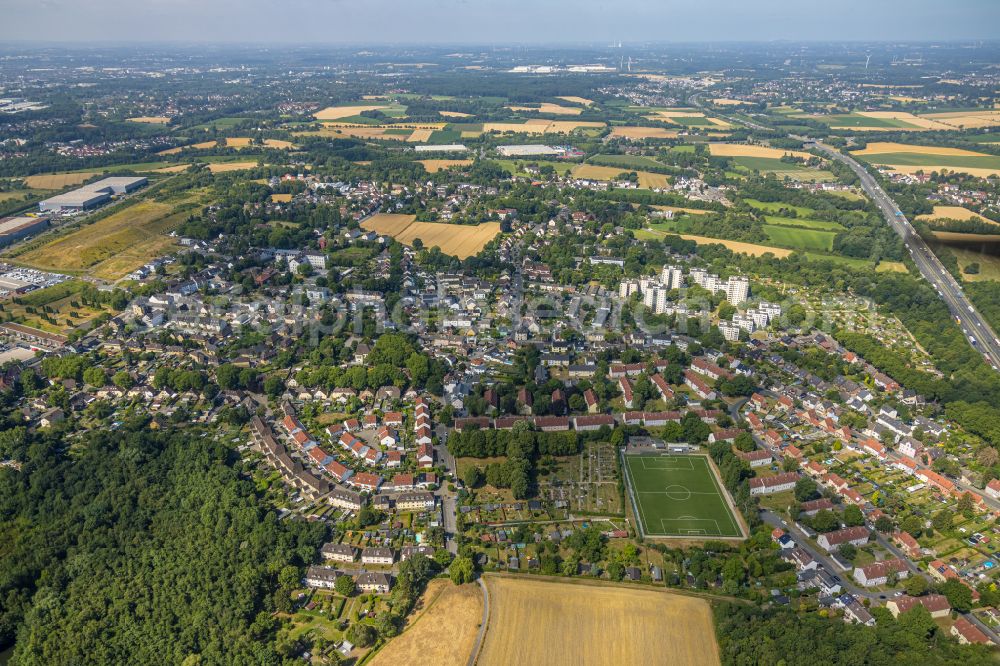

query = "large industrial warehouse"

[0,216,49,248]
[38,176,148,213]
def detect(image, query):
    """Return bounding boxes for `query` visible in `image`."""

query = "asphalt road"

[761,508,1000,641]
[809,141,1000,371]
[688,92,1000,371]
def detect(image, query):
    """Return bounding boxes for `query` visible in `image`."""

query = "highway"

[808,141,1000,370]
[688,92,1000,371]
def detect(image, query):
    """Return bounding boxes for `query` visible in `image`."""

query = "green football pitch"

[624,454,744,538]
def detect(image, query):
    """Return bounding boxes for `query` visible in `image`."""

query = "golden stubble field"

[707,143,812,159]
[368,579,482,666]
[362,213,501,259]
[417,159,473,173]
[610,126,680,140]
[572,164,670,189]
[22,172,100,189]
[478,577,720,666]
[507,103,584,116]
[917,205,997,224]
[313,105,390,120]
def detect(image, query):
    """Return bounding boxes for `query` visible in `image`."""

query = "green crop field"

[624,454,744,539]
[763,224,836,251]
[857,152,1000,170]
[670,116,714,126]
[820,114,919,128]
[730,156,836,181]
[764,215,846,231]
[588,154,665,170]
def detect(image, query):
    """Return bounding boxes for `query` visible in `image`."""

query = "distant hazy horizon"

[2,0,998,44]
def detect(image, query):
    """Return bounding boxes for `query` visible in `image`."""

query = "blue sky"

[1,0,998,43]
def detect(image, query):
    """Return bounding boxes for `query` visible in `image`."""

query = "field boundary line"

[482,571,752,605]
[620,449,647,540]
[469,577,490,666]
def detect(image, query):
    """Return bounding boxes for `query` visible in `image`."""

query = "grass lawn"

[746,199,814,216]
[763,224,837,251]
[186,116,250,131]
[624,454,743,538]
[764,215,846,231]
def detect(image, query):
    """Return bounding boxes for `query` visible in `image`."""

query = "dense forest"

[715,603,994,665]
[0,416,326,664]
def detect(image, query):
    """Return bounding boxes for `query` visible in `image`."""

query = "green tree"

[462,465,483,489]
[83,366,106,387]
[450,556,475,585]
[335,575,355,597]
[904,575,928,597]
[112,370,133,390]
[939,579,973,612]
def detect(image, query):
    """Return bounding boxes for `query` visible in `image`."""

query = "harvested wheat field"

[921,110,1000,129]
[127,116,171,124]
[643,228,793,257]
[151,165,191,174]
[369,579,482,666]
[22,172,100,189]
[712,98,747,106]
[270,193,293,203]
[439,111,472,118]
[417,159,473,173]
[708,143,811,159]
[508,103,583,116]
[651,204,713,215]
[886,164,1000,179]
[557,96,594,106]
[407,128,435,142]
[207,162,259,173]
[362,213,500,259]
[482,120,604,135]
[855,112,953,131]
[313,105,389,120]
[159,138,296,155]
[572,164,669,189]
[917,206,996,223]
[478,577,719,666]
[852,142,987,157]
[610,126,679,140]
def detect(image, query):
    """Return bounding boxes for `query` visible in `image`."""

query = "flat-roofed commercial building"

[39,176,148,212]
[0,216,48,248]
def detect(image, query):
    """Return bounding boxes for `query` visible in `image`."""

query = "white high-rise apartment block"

[660,265,684,290]
[733,314,756,332]
[643,286,669,314]
[720,322,741,341]
[748,309,770,328]
[619,279,640,299]
[725,276,750,305]
[759,301,782,318]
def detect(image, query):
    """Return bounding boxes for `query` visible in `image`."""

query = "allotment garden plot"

[624,454,744,539]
